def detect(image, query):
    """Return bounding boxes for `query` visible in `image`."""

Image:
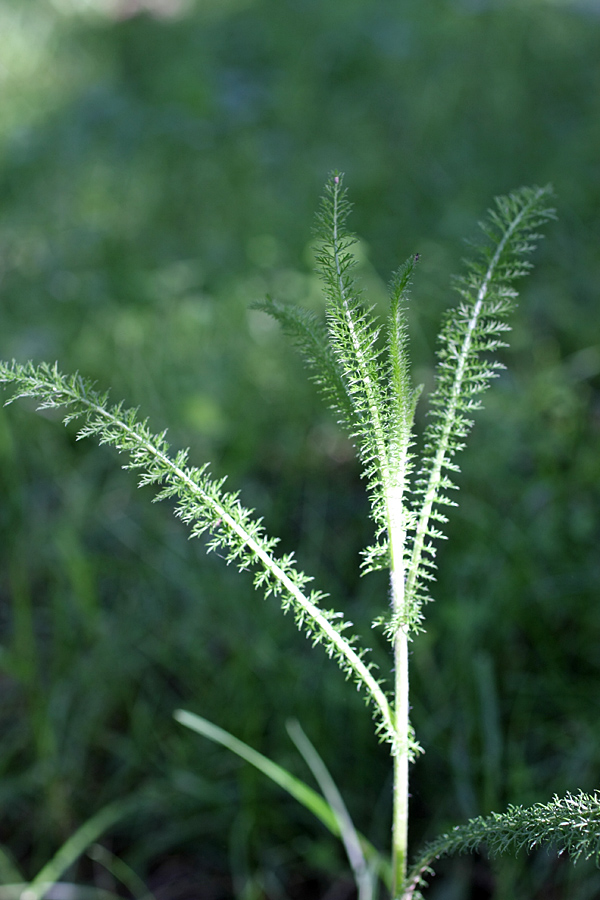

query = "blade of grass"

[0,845,24,885]
[174,709,391,889]
[286,718,377,900]
[175,709,338,831]
[3,885,129,900]
[86,844,156,900]
[24,799,136,900]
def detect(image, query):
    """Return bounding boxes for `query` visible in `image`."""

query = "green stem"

[393,626,409,897]
[388,487,409,898]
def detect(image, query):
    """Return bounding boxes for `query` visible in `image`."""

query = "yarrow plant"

[1,173,599,899]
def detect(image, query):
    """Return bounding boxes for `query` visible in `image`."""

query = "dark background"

[0,1,599,898]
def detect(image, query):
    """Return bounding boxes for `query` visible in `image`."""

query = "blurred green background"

[0,0,599,898]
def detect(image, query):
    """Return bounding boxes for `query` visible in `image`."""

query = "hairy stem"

[388,486,409,897]
[393,630,410,897]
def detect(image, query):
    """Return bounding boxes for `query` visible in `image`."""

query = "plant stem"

[388,487,410,898]
[393,624,410,897]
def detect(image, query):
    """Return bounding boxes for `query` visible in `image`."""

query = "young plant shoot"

[2,174,599,899]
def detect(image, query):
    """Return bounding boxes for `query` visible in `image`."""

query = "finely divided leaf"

[407,791,600,896]
[403,185,556,627]
[0,359,397,750]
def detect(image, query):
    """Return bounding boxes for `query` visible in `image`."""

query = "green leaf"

[175,710,391,890]
[175,709,338,832]
[404,184,556,624]
[0,359,396,749]
[24,799,135,900]
[252,296,355,428]
[315,173,391,532]
[86,844,156,900]
[407,791,600,896]
[0,886,127,900]
[286,718,380,900]
[0,845,24,885]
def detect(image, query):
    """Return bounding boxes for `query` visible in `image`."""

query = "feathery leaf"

[0,359,397,750]
[407,791,600,897]
[404,185,556,625]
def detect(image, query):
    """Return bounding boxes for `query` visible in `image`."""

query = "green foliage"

[261,177,557,641]
[2,175,580,900]
[0,359,396,752]
[408,792,600,897]
[404,186,557,631]
[175,710,392,894]
[1,4,599,897]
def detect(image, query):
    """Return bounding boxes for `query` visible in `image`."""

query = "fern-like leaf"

[314,174,391,534]
[0,360,398,750]
[365,256,422,586]
[251,296,355,429]
[406,791,600,897]
[404,185,556,626]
